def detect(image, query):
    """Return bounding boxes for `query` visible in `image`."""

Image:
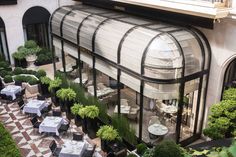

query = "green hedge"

[0,123,20,157]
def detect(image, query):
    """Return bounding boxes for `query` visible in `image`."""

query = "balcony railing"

[0,0,17,5]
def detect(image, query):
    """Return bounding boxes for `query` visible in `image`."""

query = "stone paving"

[0,100,102,157]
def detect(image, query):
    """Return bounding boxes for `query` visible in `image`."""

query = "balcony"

[111,0,230,19]
[0,0,17,5]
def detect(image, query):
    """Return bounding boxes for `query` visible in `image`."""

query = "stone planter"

[26,54,37,70]
[26,83,39,94]
[2,80,15,87]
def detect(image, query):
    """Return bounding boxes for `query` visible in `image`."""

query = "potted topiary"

[56,88,76,116]
[35,69,46,79]
[79,105,99,138]
[39,76,51,96]
[97,125,121,152]
[27,77,39,94]
[48,77,62,105]
[13,67,23,75]
[71,103,83,126]
[3,75,14,86]
[12,47,27,68]
[24,40,41,69]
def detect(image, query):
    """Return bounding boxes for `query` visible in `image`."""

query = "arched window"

[0,17,10,62]
[222,58,236,97]
[22,6,50,48]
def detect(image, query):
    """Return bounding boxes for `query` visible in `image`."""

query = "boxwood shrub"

[0,123,20,157]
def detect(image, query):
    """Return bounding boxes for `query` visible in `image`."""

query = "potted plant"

[0,70,8,79]
[35,69,46,79]
[97,125,121,152]
[79,105,99,138]
[3,75,14,86]
[71,103,83,126]
[13,67,23,75]
[39,76,51,96]
[48,77,62,105]
[153,140,183,157]
[56,88,76,115]
[136,143,148,156]
[27,77,39,94]
[12,47,27,68]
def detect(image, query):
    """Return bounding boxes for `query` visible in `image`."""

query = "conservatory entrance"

[50,4,211,145]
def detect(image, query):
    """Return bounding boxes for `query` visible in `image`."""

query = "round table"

[148,124,168,139]
[163,105,178,114]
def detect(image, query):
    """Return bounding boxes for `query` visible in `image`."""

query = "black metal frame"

[0,18,10,63]
[49,4,211,145]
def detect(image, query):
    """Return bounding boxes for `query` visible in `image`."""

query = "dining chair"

[30,117,41,129]
[37,94,46,100]
[58,122,70,134]
[17,99,25,110]
[15,81,22,87]
[82,144,96,157]
[72,132,83,141]
[49,140,62,157]
[148,116,161,126]
[41,103,52,116]
[52,110,61,117]
[21,88,26,98]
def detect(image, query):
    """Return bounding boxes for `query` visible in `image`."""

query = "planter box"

[39,83,50,96]
[102,140,127,156]
[75,115,83,126]
[2,80,15,87]
[26,84,39,94]
[86,117,99,139]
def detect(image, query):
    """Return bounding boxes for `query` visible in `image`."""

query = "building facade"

[0,0,78,63]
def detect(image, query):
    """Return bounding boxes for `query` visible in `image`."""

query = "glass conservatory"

[50,4,211,145]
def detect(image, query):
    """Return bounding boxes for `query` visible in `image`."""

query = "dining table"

[148,123,168,137]
[23,99,48,117]
[59,140,87,157]
[0,85,22,100]
[39,116,65,136]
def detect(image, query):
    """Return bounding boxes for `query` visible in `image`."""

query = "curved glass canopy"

[50,5,210,100]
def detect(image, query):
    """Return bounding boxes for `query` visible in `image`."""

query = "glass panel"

[26,23,49,48]
[95,71,118,117]
[142,82,179,144]
[144,34,183,79]
[222,58,236,91]
[144,82,180,100]
[51,7,72,36]
[120,27,158,74]
[170,30,203,76]
[180,78,200,141]
[146,23,170,30]
[63,10,91,43]
[53,38,63,72]
[95,20,134,63]
[120,86,140,139]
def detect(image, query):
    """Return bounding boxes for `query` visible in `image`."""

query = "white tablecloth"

[148,124,168,136]
[59,140,86,157]
[23,100,48,117]
[39,116,64,136]
[0,85,21,100]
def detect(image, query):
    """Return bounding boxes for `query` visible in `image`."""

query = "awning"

[50,5,210,99]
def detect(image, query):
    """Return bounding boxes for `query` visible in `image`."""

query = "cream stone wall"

[0,0,78,63]
[199,18,236,127]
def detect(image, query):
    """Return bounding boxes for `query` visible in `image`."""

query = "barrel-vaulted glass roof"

[50,4,210,99]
